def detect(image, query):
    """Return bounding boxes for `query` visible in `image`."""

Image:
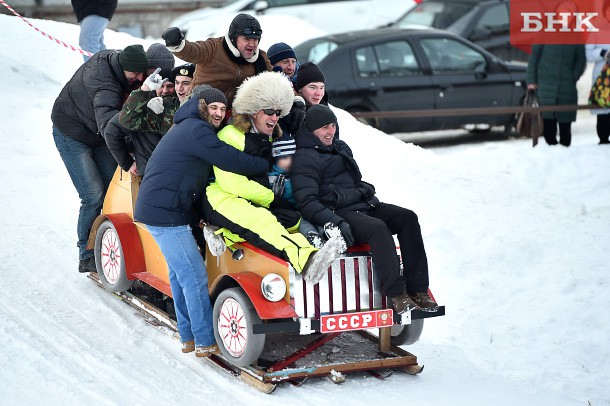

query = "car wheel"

[213,287,265,367]
[390,319,424,346]
[348,107,379,129]
[95,220,134,293]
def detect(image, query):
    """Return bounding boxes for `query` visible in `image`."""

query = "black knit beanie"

[305,104,337,132]
[119,44,149,73]
[295,62,325,91]
[193,85,228,106]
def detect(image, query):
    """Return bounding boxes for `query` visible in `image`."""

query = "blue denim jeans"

[53,126,117,260]
[146,224,215,347]
[79,15,109,62]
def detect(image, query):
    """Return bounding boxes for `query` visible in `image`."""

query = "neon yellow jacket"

[206,124,275,210]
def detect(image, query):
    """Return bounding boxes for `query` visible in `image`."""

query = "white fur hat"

[232,71,294,118]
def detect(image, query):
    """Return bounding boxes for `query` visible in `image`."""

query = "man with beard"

[51,44,149,273]
[161,13,272,109]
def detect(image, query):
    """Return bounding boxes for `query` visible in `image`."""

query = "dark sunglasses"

[241,28,262,36]
[262,108,282,116]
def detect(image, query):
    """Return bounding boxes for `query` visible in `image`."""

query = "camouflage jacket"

[119,89,181,135]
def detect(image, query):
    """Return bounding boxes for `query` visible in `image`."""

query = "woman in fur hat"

[204,71,345,284]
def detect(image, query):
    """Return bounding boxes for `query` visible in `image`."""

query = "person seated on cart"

[134,86,270,357]
[114,64,197,176]
[161,13,272,109]
[203,71,345,284]
[268,134,324,248]
[292,104,438,314]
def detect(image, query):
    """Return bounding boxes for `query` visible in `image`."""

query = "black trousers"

[596,113,610,143]
[341,203,429,297]
[543,118,572,146]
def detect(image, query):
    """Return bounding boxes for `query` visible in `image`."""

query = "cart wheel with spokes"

[95,220,134,293]
[213,287,265,367]
[390,319,424,346]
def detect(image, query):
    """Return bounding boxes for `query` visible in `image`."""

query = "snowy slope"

[0,14,608,405]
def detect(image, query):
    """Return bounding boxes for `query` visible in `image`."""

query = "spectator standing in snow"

[586,44,610,144]
[134,88,269,357]
[71,0,118,62]
[52,44,149,273]
[161,13,272,109]
[292,104,438,314]
[526,44,586,147]
[203,71,345,285]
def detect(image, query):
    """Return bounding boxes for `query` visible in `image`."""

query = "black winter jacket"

[292,126,378,227]
[104,113,162,175]
[135,96,270,227]
[51,50,132,148]
[72,0,117,22]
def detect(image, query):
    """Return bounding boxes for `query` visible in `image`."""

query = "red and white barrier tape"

[0,0,93,57]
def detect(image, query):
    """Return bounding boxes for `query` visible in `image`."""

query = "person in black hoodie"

[52,44,149,273]
[71,0,118,62]
[292,104,438,314]
[135,89,268,357]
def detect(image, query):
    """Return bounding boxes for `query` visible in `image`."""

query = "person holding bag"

[526,44,586,147]
[586,44,610,144]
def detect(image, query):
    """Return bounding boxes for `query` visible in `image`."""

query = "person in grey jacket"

[586,44,610,144]
[526,44,586,147]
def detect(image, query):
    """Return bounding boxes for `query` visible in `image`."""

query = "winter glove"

[269,195,294,210]
[143,68,168,92]
[147,96,164,114]
[337,221,355,248]
[286,98,306,135]
[162,27,185,48]
[271,173,287,197]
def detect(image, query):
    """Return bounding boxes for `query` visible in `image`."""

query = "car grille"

[290,253,387,319]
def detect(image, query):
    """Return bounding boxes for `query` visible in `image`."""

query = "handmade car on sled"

[87,168,444,390]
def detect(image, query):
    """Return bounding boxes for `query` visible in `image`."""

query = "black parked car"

[386,0,529,62]
[294,28,527,133]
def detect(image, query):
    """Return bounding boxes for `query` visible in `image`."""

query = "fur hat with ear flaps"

[232,71,294,118]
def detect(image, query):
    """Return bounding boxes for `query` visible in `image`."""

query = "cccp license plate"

[320,309,393,333]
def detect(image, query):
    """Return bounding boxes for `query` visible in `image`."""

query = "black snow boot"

[78,256,97,273]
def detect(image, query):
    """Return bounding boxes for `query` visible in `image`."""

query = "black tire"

[95,220,134,293]
[213,287,266,367]
[390,319,424,346]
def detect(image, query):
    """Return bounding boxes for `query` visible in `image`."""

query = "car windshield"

[395,1,471,29]
[295,39,339,64]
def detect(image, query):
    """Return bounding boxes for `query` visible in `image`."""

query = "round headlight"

[261,273,286,302]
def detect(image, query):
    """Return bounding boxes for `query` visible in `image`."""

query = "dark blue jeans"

[147,224,215,347]
[53,126,117,260]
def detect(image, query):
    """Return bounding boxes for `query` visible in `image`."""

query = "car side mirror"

[474,62,488,79]
[253,0,269,13]
[469,27,492,41]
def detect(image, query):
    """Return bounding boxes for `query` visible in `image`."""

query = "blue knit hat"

[267,42,296,65]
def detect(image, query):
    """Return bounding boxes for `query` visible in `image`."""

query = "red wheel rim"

[218,297,247,357]
[100,228,121,284]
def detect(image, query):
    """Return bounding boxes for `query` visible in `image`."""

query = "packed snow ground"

[0,14,608,405]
